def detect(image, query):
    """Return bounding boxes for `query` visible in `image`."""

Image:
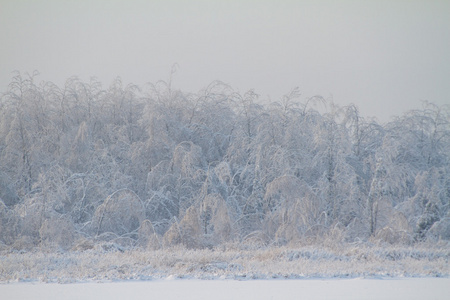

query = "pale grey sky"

[1,0,449,122]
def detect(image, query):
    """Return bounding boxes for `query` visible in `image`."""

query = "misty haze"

[1,1,449,299]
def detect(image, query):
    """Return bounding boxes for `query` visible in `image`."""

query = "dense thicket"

[0,72,449,250]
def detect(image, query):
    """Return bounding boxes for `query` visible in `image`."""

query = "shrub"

[92,189,145,237]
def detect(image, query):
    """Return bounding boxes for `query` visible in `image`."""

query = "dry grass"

[1,243,449,283]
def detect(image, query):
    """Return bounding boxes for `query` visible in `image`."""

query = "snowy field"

[1,278,449,300]
[1,245,448,299]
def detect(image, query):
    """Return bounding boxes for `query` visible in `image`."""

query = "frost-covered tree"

[0,73,449,250]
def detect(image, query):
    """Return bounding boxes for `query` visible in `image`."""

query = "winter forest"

[0,71,449,252]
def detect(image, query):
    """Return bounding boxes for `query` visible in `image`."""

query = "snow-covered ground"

[1,278,449,300]
[1,245,448,299]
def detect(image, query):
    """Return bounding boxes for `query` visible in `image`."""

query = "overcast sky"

[1,0,449,122]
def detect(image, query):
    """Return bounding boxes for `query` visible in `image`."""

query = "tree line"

[0,71,449,250]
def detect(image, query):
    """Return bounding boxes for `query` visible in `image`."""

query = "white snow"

[1,278,449,300]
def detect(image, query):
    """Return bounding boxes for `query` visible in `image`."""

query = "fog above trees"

[0,72,449,251]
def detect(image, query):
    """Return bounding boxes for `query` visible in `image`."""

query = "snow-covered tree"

[0,73,449,250]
